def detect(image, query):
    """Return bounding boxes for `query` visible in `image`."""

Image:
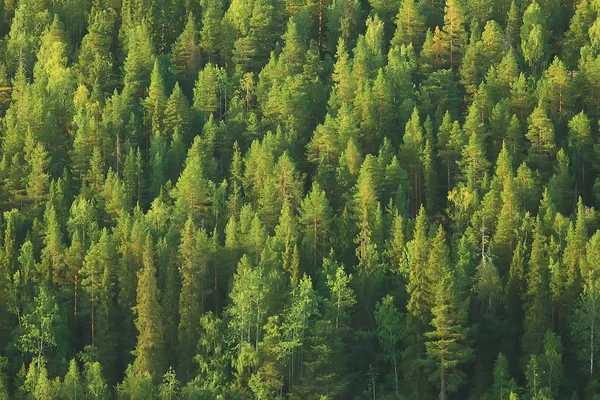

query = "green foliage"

[17,286,67,369]
[132,236,165,382]
[0,1,598,398]
[375,295,402,396]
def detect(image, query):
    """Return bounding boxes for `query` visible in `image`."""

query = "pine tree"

[274,152,304,209]
[561,199,587,318]
[522,218,551,357]
[548,149,575,214]
[274,201,300,282]
[386,211,405,270]
[438,114,465,190]
[77,9,116,94]
[192,63,223,120]
[425,245,472,400]
[567,111,593,197]
[493,172,520,271]
[563,0,594,68]
[525,103,556,175]
[132,235,165,382]
[392,0,426,49]
[298,182,332,271]
[164,83,192,143]
[407,206,431,324]
[144,59,168,141]
[200,0,225,62]
[25,142,50,214]
[353,156,380,250]
[123,21,155,99]
[171,13,201,87]
[509,73,536,124]
[172,136,209,224]
[5,0,51,74]
[440,0,467,70]
[81,229,118,375]
[177,218,212,377]
[39,204,66,286]
[400,108,424,212]
[543,57,575,123]
[459,131,490,191]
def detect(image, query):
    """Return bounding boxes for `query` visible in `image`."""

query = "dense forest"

[2,0,600,398]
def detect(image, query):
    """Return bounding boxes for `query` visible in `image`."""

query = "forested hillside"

[1,0,600,398]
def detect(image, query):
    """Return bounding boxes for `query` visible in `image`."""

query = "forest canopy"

[0,0,600,399]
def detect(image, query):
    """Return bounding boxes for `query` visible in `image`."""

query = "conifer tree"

[172,136,209,224]
[440,0,468,70]
[177,218,212,377]
[298,182,332,271]
[274,201,300,282]
[526,103,556,175]
[164,83,192,143]
[123,21,155,99]
[563,0,594,67]
[26,142,50,214]
[459,131,490,192]
[400,108,424,211]
[132,235,165,382]
[406,206,431,324]
[392,0,426,49]
[543,57,575,123]
[567,111,593,196]
[144,59,168,141]
[77,9,116,94]
[425,232,472,400]
[522,218,551,357]
[199,0,225,62]
[39,204,66,286]
[171,13,201,87]
[81,229,118,375]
